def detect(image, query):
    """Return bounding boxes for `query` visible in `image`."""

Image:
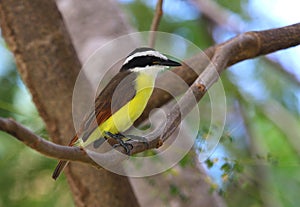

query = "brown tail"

[52,134,78,180]
[52,160,69,180]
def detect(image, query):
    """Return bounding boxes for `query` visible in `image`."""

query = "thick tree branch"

[138,23,300,125]
[1,23,299,164]
[0,118,95,164]
[0,117,132,169]
[136,23,300,152]
[192,0,300,86]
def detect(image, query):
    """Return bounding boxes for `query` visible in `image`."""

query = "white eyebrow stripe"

[123,50,168,65]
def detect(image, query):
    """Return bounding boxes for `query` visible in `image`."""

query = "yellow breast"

[85,71,156,146]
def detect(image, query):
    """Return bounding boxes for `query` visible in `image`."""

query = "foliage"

[121,0,300,206]
[1,0,300,206]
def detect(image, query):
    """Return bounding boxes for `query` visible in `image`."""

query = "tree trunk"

[0,0,139,206]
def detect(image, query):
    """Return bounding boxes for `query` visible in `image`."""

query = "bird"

[52,47,181,180]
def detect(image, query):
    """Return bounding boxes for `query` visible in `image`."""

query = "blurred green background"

[1,0,300,206]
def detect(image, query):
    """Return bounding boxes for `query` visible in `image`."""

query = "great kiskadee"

[52,47,181,180]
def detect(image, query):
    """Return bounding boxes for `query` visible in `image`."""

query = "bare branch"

[0,117,96,165]
[149,0,164,48]
[134,23,300,154]
[0,117,138,169]
[139,23,300,125]
[0,23,300,167]
[192,0,300,86]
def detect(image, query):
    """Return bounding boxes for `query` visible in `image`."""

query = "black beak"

[160,59,181,67]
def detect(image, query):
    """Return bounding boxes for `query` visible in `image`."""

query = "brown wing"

[54,71,137,180]
[74,71,137,143]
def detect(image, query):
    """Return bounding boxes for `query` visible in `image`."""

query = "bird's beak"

[160,59,181,67]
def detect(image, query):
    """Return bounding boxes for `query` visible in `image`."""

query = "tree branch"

[0,118,95,164]
[138,22,300,125]
[148,0,164,48]
[1,23,300,167]
[135,23,300,153]
[192,0,300,86]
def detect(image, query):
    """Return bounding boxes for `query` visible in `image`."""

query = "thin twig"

[149,0,163,48]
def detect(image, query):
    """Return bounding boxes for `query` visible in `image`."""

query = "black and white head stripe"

[124,48,168,64]
[120,47,170,72]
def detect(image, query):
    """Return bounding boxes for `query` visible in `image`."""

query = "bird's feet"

[103,132,149,155]
[104,131,133,155]
[125,134,149,149]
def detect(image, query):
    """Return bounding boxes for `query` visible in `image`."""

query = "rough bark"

[0,0,139,207]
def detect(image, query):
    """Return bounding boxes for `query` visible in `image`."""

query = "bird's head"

[120,47,181,73]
